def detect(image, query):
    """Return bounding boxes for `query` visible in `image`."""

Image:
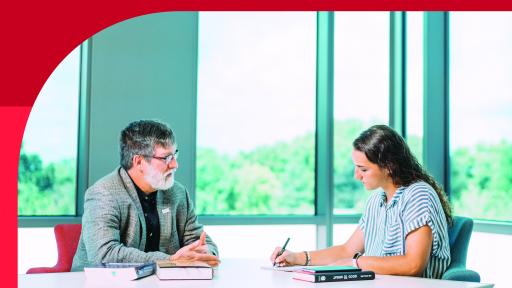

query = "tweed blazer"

[71,167,218,271]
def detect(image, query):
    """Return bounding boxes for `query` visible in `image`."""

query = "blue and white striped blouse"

[359,181,451,279]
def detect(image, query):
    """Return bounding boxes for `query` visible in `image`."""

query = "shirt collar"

[379,186,405,207]
[135,185,157,202]
[127,172,157,202]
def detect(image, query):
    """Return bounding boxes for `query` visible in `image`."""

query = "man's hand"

[192,231,210,254]
[170,232,220,267]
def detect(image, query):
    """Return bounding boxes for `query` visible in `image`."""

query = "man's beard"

[144,165,176,190]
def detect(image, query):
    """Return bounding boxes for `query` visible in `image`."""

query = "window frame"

[18,12,512,239]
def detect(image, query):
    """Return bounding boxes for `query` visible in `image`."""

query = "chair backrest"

[447,216,473,269]
[26,223,82,274]
[54,223,82,271]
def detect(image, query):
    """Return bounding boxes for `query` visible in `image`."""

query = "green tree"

[241,134,315,214]
[333,119,368,213]
[196,119,373,215]
[18,144,76,215]
[451,141,512,221]
[195,120,512,220]
[195,148,235,214]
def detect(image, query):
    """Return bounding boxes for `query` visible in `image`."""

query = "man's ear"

[132,155,144,172]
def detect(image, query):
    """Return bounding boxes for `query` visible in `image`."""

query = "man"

[71,120,219,271]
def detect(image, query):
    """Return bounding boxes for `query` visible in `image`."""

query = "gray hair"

[120,120,176,170]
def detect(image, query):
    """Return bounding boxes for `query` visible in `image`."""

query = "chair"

[26,224,82,274]
[442,216,481,282]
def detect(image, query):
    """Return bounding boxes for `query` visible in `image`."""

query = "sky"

[22,46,80,163]
[449,12,512,149]
[197,12,317,156]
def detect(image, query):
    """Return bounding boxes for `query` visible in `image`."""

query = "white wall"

[18,224,316,274]
[466,232,511,287]
[18,226,511,287]
[18,228,57,274]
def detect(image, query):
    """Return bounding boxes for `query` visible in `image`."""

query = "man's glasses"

[148,149,179,165]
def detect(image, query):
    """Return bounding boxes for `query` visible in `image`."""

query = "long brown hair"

[353,125,453,226]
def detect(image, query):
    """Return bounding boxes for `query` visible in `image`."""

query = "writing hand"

[270,247,298,267]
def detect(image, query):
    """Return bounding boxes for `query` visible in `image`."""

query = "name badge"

[162,208,170,214]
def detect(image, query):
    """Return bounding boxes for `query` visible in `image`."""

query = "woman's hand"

[270,247,303,267]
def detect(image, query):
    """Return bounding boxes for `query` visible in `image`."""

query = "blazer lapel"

[157,188,172,253]
[118,167,147,251]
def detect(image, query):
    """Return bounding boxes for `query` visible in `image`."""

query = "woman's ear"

[384,164,394,176]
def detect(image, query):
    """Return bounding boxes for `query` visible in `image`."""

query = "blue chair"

[442,216,481,282]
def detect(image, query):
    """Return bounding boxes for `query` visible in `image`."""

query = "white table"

[19,259,494,288]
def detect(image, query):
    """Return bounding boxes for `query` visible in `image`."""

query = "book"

[299,265,361,273]
[155,260,213,280]
[293,270,375,283]
[84,262,156,281]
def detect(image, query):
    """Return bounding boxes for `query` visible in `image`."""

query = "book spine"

[315,271,375,282]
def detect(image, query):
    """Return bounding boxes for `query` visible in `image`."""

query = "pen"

[273,237,290,267]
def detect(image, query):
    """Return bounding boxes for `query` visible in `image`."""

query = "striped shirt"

[359,181,451,278]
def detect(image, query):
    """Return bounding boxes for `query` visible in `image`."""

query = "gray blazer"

[71,167,218,271]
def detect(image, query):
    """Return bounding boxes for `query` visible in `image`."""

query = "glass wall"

[450,12,512,221]
[196,12,317,215]
[406,12,424,163]
[333,12,389,214]
[18,47,80,216]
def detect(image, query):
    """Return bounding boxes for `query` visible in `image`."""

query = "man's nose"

[168,158,178,169]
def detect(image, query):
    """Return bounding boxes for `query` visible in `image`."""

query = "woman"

[271,125,452,278]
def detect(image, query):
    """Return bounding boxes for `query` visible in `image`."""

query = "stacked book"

[84,262,156,281]
[292,265,375,283]
[155,260,213,280]
[84,260,213,281]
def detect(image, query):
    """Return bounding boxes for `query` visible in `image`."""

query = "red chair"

[26,224,82,274]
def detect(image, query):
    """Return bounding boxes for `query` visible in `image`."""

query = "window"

[18,47,81,216]
[196,12,317,215]
[406,12,424,163]
[450,12,512,221]
[333,12,389,214]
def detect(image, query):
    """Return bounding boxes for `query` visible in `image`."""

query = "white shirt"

[359,181,451,278]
